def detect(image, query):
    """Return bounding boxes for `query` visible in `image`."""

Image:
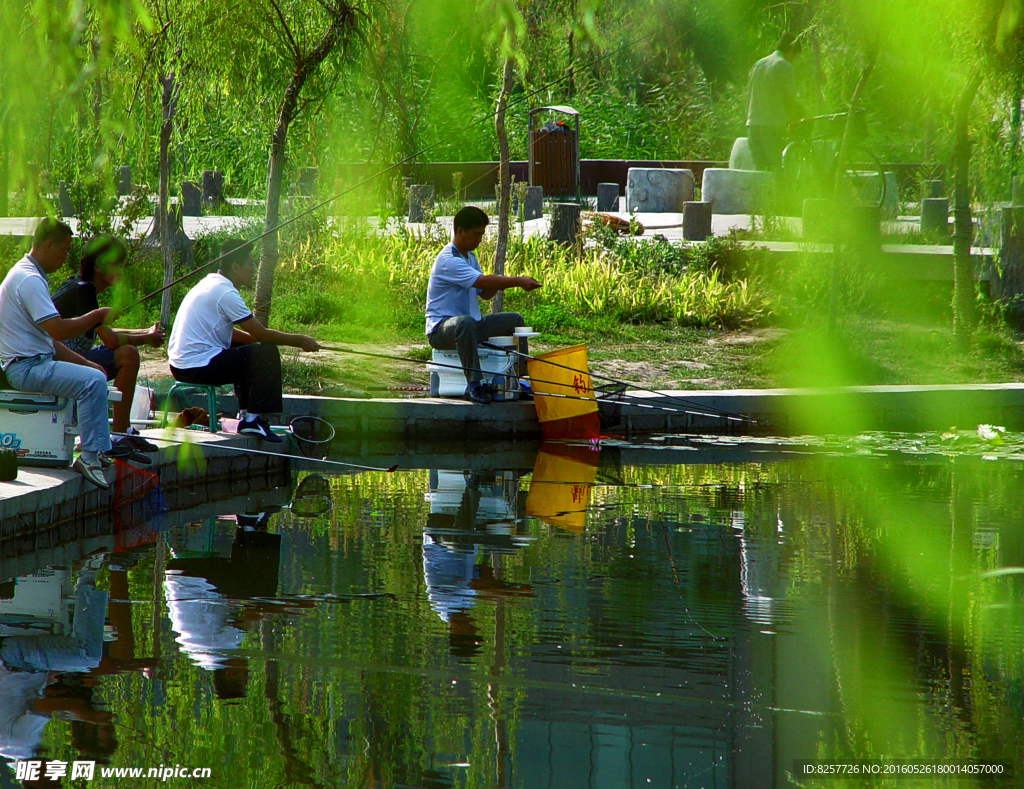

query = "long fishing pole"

[319,343,736,422]
[481,343,757,424]
[122,24,675,313]
[112,431,398,473]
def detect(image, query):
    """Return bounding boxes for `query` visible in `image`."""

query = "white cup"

[514,326,534,335]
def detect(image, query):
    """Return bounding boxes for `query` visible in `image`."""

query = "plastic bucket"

[526,344,600,440]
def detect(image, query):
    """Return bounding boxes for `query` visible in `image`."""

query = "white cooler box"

[0,390,76,468]
[428,346,520,400]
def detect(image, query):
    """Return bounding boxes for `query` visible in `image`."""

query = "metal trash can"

[528,106,579,198]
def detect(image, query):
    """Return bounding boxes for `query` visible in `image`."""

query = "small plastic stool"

[162,382,221,432]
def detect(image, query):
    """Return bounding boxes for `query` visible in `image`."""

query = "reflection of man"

[746,33,803,171]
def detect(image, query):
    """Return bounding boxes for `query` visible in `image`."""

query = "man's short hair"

[33,217,73,249]
[453,206,489,233]
[218,238,254,274]
[776,32,801,56]
[79,235,127,282]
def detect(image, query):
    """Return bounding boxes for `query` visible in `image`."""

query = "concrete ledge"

[0,428,290,535]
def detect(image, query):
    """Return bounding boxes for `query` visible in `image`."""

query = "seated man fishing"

[51,235,165,463]
[0,218,114,488]
[167,238,320,443]
[426,206,542,404]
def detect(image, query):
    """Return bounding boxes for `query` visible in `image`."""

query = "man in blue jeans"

[426,206,542,404]
[0,218,114,489]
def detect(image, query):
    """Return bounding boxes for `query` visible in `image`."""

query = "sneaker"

[238,416,284,443]
[465,382,493,405]
[111,438,153,464]
[72,457,110,490]
[123,428,160,453]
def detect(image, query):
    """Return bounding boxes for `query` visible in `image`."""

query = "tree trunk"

[158,70,177,328]
[0,108,9,218]
[492,57,514,315]
[952,71,983,350]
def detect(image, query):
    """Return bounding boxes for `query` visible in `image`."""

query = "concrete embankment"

[0,429,289,540]
[265,383,1024,439]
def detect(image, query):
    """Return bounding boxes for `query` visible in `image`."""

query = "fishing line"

[111,430,398,472]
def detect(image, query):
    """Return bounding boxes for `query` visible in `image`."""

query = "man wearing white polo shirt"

[167,238,320,442]
[0,218,114,489]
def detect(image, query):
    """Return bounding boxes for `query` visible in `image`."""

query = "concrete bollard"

[682,201,713,241]
[625,168,694,213]
[201,169,223,206]
[926,179,944,199]
[596,183,619,212]
[920,197,949,237]
[180,181,202,216]
[297,167,319,197]
[407,184,433,222]
[1012,176,1024,207]
[998,207,1024,303]
[847,204,882,249]
[802,198,834,242]
[58,181,75,217]
[548,202,581,246]
[116,166,131,196]
[523,186,543,220]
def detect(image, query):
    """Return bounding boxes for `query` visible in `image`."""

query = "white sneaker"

[73,457,111,490]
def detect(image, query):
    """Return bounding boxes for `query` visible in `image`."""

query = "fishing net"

[289,416,336,459]
[111,460,168,548]
[288,474,334,519]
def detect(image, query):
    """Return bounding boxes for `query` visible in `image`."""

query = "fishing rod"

[319,344,736,422]
[111,431,398,473]
[121,24,676,313]
[480,343,757,425]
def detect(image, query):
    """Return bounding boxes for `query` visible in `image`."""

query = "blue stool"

[162,383,221,432]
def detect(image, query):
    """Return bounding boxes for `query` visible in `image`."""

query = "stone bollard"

[58,181,75,217]
[116,166,131,196]
[625,168,694,213]
[297,167,319,197]
[847,204,882,250]
[523,186,543,220]
[180,181,202,216]
[548,203,581,246]
[998,207,1024,305]
[920,197,949,237]
[802,198,834,242]
[1012,176,1024,207]
[201,169,223,206]
[596,183,619,212]
[926,179,944,199]
[407,184,433,222]
[682,201,714,241]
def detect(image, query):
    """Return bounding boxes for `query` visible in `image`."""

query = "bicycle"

[779,111,887,214]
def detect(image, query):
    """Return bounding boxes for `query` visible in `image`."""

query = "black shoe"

[465,383,492,405]
[109,439,152,465]
[123,429,160,453]
[238,416,284,443]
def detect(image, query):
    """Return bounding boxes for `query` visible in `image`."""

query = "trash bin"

[529,106,580,198]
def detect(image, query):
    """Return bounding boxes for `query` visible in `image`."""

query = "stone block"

[729,137,756,171]
[523,186,543,220]
[596,183,619,212]
[180,181,201,216]
[548,202,581,246]
[58,181,74,217]
[116,165,131,196]
[920,197,949,237]
[625,168,694,213]
[682,201,713,241]
[701,168,775,215]
[407,184,433,222]
[297,167,319,197]
[925,179,944,199]
[201,169,223,206]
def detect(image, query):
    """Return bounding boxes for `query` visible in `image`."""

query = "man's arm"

[472,274,542,297]
[235,317,320,352]
[98,322,166,349]
[38,308,113,342]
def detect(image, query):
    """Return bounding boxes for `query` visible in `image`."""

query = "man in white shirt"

[746,32,804,171]
[425,206,541,404]
[167,238,320,442]
[0,218,114,489]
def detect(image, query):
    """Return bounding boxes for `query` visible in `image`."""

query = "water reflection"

[1,446,1023,786]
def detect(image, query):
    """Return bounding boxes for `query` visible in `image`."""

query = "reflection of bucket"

[526,345,600,440]
[525,442,599,532]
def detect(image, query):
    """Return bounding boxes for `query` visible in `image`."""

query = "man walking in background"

[746,32,804,171]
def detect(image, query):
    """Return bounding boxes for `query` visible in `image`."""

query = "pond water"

[2,438,1023,788]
